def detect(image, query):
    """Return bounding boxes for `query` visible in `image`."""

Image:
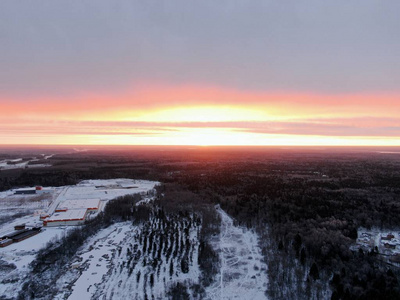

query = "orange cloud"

[1,83,399,145]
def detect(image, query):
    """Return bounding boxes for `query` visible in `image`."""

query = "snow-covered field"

[0,154,53,170]
[54,223,134,300]
[206,206,269,300]
[46,179,158,216]
[0,179,270,299]
[0,225,76,298]
[59,179,157,200]
[0,193,51,236]
[0,179,159,300]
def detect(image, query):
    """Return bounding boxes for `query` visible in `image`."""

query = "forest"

[2,146,400,299]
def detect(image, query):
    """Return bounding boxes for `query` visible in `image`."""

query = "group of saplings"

[110,209,200,299]
[18,186,222,300]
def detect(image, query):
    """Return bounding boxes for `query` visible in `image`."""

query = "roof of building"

[59,199,100,210]
[12,230,39,241]
[0,238,12,245]
[119,182,138,188]
[2,229,29,239]
[46,208,87,222]
[15,189,36,194]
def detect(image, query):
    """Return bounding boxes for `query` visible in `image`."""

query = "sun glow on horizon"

[2,126,400,146]
[83,128,400,147]
[131,106,276,123]
[1,87,400,146]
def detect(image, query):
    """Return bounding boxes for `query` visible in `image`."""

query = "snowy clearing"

[0,155,52,170]
[206,205,269,300]
[54,223,133,300]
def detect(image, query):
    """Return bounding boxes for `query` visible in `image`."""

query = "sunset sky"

[1,1,399,146]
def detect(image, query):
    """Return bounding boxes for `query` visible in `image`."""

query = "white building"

[43,209,87,227]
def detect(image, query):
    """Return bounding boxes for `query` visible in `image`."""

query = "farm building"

[11,228,40,242]
[43,208,88,227]
[0,228,41,247]
[2,229,30,239]
[0,238,13,248]
[15,189,36,195]
[14,224,26,230]
[43,199,100,226]
[14,186,50,195]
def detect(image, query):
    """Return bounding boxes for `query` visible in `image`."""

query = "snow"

[38,179,157,218]
[0,227,69,267]
[0,178,159,300]
[0,226,72,298]
[54,209,201,300]
[0,159,30,170]
[59,198,101,210]
[95,221,201,300]
[0,179,270,300]
[0,189,15,199]
[0,156,51,170]
[0,194,51,237]
[355,227,400,256]
[63,224,132,300]
[0,178,158,236]
[47,209,88,221]
[206,206,269,300]
[58,179,157,202]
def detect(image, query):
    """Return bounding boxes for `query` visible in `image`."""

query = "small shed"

[15,189,36,195]
[14,224,26,230]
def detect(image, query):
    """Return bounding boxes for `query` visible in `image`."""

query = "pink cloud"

[1,84,399,120]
